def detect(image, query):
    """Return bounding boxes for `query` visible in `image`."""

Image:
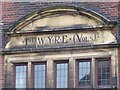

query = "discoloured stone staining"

[6,30,117,50]
[21,15,101,32]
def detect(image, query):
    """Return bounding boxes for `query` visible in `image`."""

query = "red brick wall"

[1,2,119,29]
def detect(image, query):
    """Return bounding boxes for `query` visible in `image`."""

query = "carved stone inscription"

[23,33,99,47]
[5,30,117,49]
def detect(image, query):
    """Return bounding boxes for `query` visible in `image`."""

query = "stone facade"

[0,1,120,90]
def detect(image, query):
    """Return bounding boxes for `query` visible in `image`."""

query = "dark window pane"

[97,60,110,86]
[15,65,27,88]
[56,63,68,88]
[34,64,46,88]
[78,61,90,87]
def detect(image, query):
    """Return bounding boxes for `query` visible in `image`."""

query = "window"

[97,60,110,86]
[34,63,46,88]
[78,61,91,87]
[13,57,111,88]
[56,62,68,88]
[15,64,27,88]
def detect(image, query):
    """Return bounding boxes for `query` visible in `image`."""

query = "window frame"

[54,60,69,88]
[32,62,47,88]
[76,59,91,88]
[95,58,112,88]
[14,63,28,88]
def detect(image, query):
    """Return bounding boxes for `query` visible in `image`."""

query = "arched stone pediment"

[7,5,116,34]
[5,5,117,53]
